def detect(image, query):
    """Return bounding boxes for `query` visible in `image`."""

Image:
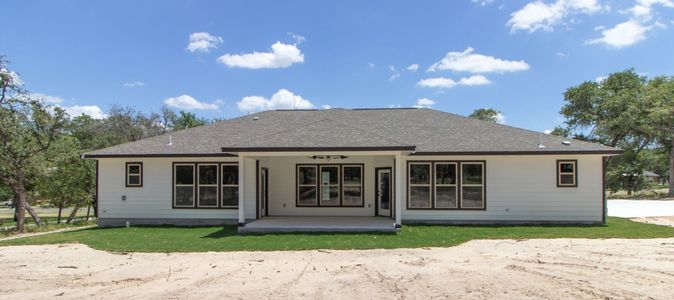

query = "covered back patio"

[234,150,408,232]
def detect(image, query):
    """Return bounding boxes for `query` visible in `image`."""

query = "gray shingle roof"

[84,108,622,157]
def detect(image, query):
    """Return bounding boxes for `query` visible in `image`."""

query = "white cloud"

[389,73,401,81]
[123,81,145,88]
[595,75,607,82]
[186,32,223,53]
[406,64,419,72]
[237,89,316,112]
[507,0,603,33]
[163,95,219,110]
[288,32,306,44]
[321,104,332,109]
[417,75,491,89]
[594,25,605,31]
[556,52,569,58]
[388,104,402,108]
[63,105,107,119]
[427,47,530,73]
[586,20,651,48]
[30,93,64,104]
[217,41,304,69]
[472,0,495,6]
[413,98,435,108]
[544,129,553,134]
[367,62,376,69]
[495,112,506,124]
[627,0,674,21]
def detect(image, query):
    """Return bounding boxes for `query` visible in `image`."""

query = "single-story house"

[642,171,660,184]
[84,108,622,232]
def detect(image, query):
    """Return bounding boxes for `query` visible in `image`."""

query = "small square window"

[126,162,142,187]
[557,160,577,187]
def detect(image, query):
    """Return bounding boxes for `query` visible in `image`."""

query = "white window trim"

[126,163,142,187]
[297,165,318,206]
[173,164,195,207]
[434,162,458,209]
[558,161,577,187]
[319,165,341,206]
[460,162,485,209]
[221,163,239,208]
[197,164,219,208]
[408,162,432,208]
[342,165,363,206]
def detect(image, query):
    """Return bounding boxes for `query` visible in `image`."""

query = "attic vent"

[562,140,572,146]
[252,116,260,121]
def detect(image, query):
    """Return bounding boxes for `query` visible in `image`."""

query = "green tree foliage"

[644,76,674,195]
[0,58,68,232]
[468,108,502,123]
[174,111,207,130]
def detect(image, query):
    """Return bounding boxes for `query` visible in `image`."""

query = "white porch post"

[395,152,404,226]
[238,155,245,225]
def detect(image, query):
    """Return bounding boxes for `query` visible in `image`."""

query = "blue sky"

[2,0,673,132]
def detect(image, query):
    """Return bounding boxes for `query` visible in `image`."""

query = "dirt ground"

[632,216,674,227]
[2,238,674,299]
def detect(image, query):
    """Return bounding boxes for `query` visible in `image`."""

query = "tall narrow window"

[297,165,318,206]
[461,163,484,209]
[198,164,218,207]
[408,163,431,208]
[557,160,577,187]
[174,164,195,207]
[435,163,458,208]
[221,164,239,207]
[126,162,143,187]
[320,165,340,206]
[342,165,363,206]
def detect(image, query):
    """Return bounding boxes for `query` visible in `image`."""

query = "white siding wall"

[402,155,604,222]
[98,157,253,221]
[97,154,604,223]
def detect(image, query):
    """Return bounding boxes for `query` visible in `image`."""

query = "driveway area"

[608,200,674,217]
[608,199,674,227]
[2,239,674,299]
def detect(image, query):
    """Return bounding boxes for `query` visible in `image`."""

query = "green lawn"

[1,217,673,252]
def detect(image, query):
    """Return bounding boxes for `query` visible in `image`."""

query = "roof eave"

[220,146,417,152]
[82,153,238,159]
[410,149,624,156]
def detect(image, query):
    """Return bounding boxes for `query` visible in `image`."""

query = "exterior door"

[260,168,268,217]
[376,168,392,217]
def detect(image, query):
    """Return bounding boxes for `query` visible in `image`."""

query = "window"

[461,163,484,209]
[408,163,431,208]
[296,164,364,207]
[297,165,318,206]
[435,163,457,208]
[407,161,485,210]
[557,160,577,187]
[342,165,363,206]
[174,164,195,207]
[221,164,239,207]
[198,164,218,207]
[172,162,238,209]
[126,162,142,187]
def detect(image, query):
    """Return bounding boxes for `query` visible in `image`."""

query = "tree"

[174,111,207,130]
[159,106,177,133]
[104,105,164,144]
[645,76,674,195]
[558,69,657,194]
[469,108,503,123]
[0,57,68,232]
[39,136,95,224]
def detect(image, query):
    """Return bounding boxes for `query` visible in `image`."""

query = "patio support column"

[395,152,403,227]
[238,155,245,225]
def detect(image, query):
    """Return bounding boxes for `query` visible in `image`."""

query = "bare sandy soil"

[2,239,674,300]
[632,216,674,227]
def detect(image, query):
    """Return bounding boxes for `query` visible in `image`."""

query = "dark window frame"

[172,162,239,209]
[556,159,578,188]
[295,163,365,208]
[406,161,487,211]
[125,162,143,187]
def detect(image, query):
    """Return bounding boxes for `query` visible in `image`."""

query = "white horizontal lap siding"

[402,155,604,222]
[266,156,381,216]
[98,157,239,220]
